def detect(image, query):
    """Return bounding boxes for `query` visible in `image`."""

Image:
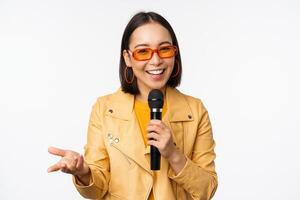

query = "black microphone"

[148,89,164,170]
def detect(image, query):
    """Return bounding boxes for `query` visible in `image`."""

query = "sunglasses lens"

[158,46,176,58]
[131,46,177,61]
[133,48,152,61]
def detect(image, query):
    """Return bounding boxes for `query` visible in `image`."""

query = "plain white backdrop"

[0,0,299,199]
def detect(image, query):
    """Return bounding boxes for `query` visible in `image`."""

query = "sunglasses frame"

[127,45,177,61]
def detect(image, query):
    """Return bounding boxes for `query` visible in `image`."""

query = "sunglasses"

[128,45,177,61]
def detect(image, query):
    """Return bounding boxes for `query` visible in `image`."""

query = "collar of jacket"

[105,86,194,122]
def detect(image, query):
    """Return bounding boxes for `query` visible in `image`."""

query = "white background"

[0,0,299,199]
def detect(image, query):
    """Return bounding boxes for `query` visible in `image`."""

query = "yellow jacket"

[73,87,218,200]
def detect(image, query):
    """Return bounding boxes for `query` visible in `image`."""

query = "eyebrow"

[134,41,172,49]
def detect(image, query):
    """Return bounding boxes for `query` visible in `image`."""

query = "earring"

[124,66,134,84]
[171,60,180,78]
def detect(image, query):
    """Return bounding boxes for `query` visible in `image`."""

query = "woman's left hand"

[146,119,176,159]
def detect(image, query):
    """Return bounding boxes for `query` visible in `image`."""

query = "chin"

[148,83,167,91]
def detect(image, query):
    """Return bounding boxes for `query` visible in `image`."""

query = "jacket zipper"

[110,144,132,166]
[111,142,152,200]
[175,183,178,200]
[145,179,153,200]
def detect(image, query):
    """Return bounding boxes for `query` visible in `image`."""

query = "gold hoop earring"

[124,66,134,84]
[171,61,180,78]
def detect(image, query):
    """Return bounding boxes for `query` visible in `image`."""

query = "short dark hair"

[119,11,182,95]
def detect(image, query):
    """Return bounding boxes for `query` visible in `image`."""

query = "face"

[123,22,175,98]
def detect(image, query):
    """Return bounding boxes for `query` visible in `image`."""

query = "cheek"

[166,60,175,72]
[131,62,147,74]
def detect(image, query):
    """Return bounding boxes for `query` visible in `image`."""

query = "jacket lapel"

[105,89,152,174]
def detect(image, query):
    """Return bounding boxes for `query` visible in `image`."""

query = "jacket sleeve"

[168,100,218,200]
[73,98,110,199]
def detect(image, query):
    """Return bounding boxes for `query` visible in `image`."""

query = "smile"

[146,69,165,75]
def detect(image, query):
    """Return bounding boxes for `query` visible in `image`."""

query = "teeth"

[147,69,164,75]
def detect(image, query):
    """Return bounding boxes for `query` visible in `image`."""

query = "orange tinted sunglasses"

[128,45,177,61]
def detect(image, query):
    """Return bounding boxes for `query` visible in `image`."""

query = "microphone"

[148,89,164,170]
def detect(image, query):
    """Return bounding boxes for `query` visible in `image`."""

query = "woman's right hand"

[47,146,90,178]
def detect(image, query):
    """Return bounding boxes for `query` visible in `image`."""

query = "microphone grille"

[148,89,164,109]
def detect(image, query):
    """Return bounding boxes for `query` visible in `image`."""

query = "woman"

[48,11,218,200]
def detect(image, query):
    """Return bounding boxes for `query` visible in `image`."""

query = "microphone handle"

[151,111,162,120]
[150,111,162,170]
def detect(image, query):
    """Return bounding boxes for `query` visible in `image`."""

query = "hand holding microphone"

[147,89,176,170]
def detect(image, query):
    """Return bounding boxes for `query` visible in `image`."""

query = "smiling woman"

[122,22,177,101]
[48,11,218,200]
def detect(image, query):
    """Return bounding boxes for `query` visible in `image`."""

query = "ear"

[123,50,132,68]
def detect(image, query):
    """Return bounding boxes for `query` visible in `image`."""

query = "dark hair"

[119,11,182,94]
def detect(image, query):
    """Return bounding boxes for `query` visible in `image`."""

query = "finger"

[65,157,77,172]
[60,162,75,174]
[47,163,62,173]
[60,162,67,169]
[48,146,67,157]
[147,132,160,141]
[60,164,70,174]
[147,124,164,134]
[149,120,166,127]
[148,140,159,148]
[61,168,68,173]
[60,157,76,170]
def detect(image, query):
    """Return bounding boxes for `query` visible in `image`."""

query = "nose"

[149,50,162,66]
